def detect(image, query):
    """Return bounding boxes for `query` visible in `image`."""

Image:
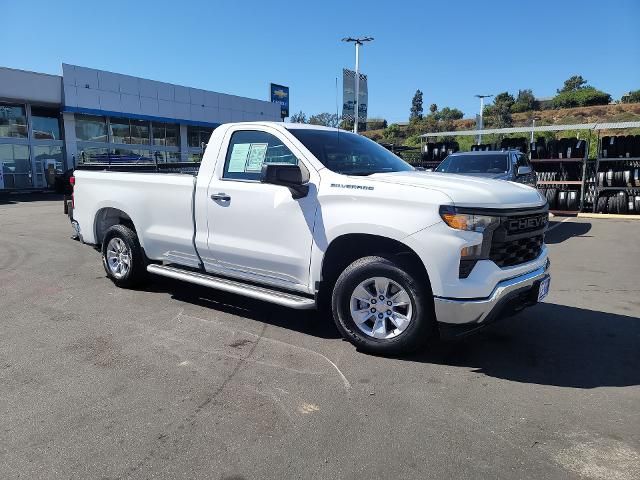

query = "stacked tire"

[500,137,528,153]
[538,188,579,211]
[422,141,459,165]
[535,163,582,183]
[595,191,640,214]
[596,166,640,188]
[470,143,493,151]
[531,137,586,159]
[601,135,640,159]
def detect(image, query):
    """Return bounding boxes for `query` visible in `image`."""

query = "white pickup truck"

[70,122,550,354]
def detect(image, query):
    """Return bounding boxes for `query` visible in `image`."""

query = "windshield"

[289,128,414,175]
[435,154,509,174]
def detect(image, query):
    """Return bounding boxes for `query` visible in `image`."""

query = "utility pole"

[342,36,373,133]
[474,94,493,144]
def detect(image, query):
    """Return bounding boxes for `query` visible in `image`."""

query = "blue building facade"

[0,64,281,190]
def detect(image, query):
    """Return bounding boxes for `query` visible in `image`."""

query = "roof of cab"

[222,121,344,133]
[283,123,342,132]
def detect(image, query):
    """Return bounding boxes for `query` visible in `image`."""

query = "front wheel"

[101,224,147,288]
[331,256,437,355]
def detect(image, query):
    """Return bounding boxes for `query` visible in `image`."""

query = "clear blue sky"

[3,0,639,123]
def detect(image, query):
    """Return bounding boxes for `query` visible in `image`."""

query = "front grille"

[490,234,544,268]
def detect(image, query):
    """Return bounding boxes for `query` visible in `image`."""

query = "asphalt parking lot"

[1,195,639,480]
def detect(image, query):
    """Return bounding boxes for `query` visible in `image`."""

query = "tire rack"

[418,121,640,213]
[590,129,640,214]
[530,143,589,215]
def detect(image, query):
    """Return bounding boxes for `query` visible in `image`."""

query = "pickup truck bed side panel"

[73,170,200,267]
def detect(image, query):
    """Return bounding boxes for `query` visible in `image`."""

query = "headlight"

[439,205,500,233]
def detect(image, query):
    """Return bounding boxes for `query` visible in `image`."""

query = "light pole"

[474,94,493,144]
[342,36,373,133]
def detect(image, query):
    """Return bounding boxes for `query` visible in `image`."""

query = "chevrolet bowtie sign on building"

[270,83,289,120]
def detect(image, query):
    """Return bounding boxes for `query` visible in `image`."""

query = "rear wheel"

[102,224,147,288]
[331,256,436,354]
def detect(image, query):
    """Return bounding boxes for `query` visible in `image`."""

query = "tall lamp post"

[474,94,493,144]
[342,36,373,133]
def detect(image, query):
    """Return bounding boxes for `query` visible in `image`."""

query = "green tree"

[511,89,538,113]
[410,89,424,121]
[308,112,340,128]
[552,88,611,108]
[382,123,402,141]
[429,103,438,114]
[485,92,514,128]
[434,107,464,121]
[289,111,307,123]
[558,75,588,93]
[339,118,354,130]
[621,90,640,103]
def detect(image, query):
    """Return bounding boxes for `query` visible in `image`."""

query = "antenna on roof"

[336,76,340,143]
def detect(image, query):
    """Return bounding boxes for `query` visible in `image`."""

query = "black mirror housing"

[260,163,310,199]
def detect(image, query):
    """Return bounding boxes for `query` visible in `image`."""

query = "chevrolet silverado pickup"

[70,122,550,354]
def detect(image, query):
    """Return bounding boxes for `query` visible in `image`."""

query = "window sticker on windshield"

[228,143,251,173]
[245,143,268,172]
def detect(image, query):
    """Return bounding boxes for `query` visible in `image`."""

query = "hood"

[455,172,510,180]
[361,171,545,209]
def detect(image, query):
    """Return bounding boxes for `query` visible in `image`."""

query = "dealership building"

[0,64,282,191]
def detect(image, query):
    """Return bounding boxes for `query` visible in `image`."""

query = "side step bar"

[147,264,316,310]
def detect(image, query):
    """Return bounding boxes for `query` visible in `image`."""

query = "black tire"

[567,191,578,211]
[596,195,607,213]
[557,191,568,210]
[101,224,148,288]
[618,192,628,214]
[331,256,436,355]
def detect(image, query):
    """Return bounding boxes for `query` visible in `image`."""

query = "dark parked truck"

[70,122,550,354]
[435,150,537,187]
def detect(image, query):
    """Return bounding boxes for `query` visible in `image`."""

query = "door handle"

[211,193,231,201]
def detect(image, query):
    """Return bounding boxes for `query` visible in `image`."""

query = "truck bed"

[72,169,201,267]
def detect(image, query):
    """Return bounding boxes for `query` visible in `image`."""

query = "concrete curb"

[577,212,640,220]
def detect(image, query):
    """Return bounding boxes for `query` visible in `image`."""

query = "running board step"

[146,264,316,310]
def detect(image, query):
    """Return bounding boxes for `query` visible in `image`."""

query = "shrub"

[621,90,640,104]
[552,88,611,108]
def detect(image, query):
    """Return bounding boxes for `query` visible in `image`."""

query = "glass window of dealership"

[1,102,216,190]
[0,102,64,189]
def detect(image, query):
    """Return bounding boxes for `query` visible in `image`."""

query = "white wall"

[62,64,281,124]
[0,67,62,105]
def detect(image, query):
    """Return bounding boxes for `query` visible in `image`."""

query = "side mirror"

[517,165,532,176]
[260,163,310,199]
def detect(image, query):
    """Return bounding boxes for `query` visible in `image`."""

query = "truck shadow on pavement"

[146,277,639,389]
[144,277,342,340]
[413,302,640,389]
[545,221,592,244]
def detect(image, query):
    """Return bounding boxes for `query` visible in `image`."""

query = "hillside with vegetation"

[362,77,640,152]
[363,102,640,147]
[291,76,639,156]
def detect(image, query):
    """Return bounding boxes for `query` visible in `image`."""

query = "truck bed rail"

[74,161,200,175]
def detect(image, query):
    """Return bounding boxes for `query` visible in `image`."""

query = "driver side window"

[223,130,297,181]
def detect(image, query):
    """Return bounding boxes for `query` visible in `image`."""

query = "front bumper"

[434,259,550,325]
